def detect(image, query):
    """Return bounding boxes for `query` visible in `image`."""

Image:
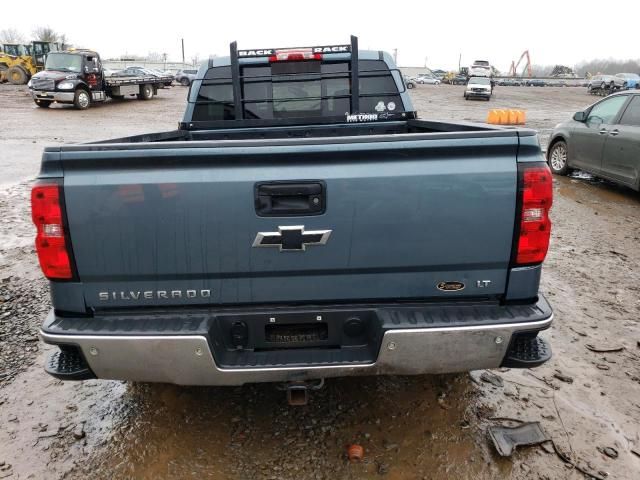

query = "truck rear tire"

[74,89,91,110]
[138,84,154,100]
[7,66,28,85]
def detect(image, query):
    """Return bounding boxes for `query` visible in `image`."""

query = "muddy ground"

[0,83,638,480]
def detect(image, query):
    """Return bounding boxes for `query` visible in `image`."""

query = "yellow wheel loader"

[0,42,59,84]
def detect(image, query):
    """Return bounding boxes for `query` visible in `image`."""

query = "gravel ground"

[0,83,638,480]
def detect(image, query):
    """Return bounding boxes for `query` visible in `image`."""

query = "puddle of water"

[556,175,640,207]
[568,171,596,180]
[1,355,511,480]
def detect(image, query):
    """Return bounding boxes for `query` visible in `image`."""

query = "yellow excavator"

[0,41,59,84]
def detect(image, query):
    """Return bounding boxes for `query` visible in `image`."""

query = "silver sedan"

[547,91,640,191]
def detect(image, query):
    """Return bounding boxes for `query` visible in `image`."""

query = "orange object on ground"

[347,444,364,462]
[488,109,526,125]
[487,109,500,124]
[508,109,519,125]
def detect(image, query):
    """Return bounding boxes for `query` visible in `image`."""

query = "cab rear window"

[190,60,403,122]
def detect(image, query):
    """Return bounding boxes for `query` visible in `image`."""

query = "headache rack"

[181,35,415,130]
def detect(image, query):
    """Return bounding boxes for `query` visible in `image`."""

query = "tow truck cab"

[29,50,106,108]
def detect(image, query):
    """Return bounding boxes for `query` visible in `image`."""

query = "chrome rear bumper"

[40,316,552,385]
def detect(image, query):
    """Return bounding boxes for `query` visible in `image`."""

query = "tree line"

[0,27,69,48]
[520,60,639,77]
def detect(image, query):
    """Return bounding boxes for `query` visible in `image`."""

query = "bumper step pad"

[502,335,551,368]
[45,347,95,381]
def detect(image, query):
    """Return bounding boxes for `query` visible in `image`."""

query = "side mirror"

[573,111,587,122]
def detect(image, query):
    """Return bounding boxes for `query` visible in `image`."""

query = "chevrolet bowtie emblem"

[252,226,332,252]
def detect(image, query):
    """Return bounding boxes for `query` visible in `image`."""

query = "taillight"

[269,48,323,62]
[514,163,553,265]
[31,181,73,279]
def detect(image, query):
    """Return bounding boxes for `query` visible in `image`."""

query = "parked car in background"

[547,91,640,191]
[498,78,522,86]
[114,66,173,87]
[587,74,616,92]
[403,75,416,89]
[414,74,440,85]
[147,69,174,86]
[175,68,198,86]
[464,76,492,100]
[526,79,546,87]
[614,73,640,89]
[547,79,568,87]
[113,66,152,76]
[449,74,468,85]
[468,60,492,78]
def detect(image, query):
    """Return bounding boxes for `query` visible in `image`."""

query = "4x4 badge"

[252,226,332,252]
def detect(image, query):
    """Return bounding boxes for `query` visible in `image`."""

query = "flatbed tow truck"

[28,49,173,109]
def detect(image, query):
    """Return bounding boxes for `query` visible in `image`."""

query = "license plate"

[265,323,328,343]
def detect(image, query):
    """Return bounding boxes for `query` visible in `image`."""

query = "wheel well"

[546,136,566,159]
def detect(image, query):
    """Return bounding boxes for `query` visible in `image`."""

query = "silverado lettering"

[98,289,212,301]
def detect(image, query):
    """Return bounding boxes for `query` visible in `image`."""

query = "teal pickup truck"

[33,37,553,403]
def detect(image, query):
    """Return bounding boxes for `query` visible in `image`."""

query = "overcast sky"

[5,0,638,71]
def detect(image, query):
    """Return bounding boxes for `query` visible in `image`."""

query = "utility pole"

[424,56,427,68]
[458,53,461,72]
[181,38,185,66]
[163,52,167,70]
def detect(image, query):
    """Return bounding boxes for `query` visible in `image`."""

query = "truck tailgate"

[60,135,519,309]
